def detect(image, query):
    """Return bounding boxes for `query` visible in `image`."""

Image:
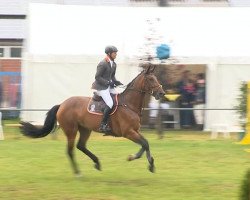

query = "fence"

[0,107,241,140]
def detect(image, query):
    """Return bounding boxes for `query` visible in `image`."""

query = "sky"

[28,4,250,57]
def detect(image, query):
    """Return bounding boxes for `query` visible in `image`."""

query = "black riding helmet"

[105,46,118,54]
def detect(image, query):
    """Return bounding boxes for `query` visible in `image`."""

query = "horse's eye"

[149,77,155,81]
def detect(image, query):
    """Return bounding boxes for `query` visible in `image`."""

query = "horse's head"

[124,64,165,100]
[143,65,165,100]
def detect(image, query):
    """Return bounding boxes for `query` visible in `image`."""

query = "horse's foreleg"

[126,131,155,173]
[127,147,145,161]
[145,143,155,173]
[77,126,101,171]
[140,137,155,173]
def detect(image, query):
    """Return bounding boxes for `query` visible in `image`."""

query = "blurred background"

[0,0,250,133]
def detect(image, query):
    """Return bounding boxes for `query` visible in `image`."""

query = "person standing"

[92,46,123,133]
[193,73,206,130]
[177,70,195,128]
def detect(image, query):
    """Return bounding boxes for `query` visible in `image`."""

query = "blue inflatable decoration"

[156,44,170,60]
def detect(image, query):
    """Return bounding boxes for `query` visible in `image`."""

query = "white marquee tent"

[22,4,250,131]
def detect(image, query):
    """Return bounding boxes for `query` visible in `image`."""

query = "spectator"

[176,70,195,128]
[193,73,206,130]
[148,96,169,129]
[0,79,2,107]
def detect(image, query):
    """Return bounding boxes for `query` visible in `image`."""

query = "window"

[10,48,21,58]
[0,48,3,57]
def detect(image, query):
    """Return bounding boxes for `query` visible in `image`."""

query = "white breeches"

[193,104,205,125]
[96,87,117,108]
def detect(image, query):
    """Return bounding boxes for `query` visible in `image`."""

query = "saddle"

[87,92,118,115]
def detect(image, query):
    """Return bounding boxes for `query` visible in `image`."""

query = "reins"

[119,75,162,95]
[117,74,162,117]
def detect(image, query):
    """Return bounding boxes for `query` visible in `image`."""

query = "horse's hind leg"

[60,122,80,175]
[77,126,101,171]
[126,131,155,173]
[65,130,81,176]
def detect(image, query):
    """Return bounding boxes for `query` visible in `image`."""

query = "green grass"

[1,123,250,200]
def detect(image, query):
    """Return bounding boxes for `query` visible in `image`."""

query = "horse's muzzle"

[153,91,165,100]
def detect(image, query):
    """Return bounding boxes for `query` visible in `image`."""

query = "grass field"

[1,122,250,200]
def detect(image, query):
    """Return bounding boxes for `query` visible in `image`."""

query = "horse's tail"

[20,105,60,138]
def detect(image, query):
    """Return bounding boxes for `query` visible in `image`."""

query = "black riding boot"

[99,106,112,133]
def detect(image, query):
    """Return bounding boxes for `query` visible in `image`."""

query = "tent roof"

[27,4,250,58]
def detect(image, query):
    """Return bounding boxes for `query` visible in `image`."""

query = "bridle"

[126,74,162,95]
[119,73,163,116]
[145,76,163,95]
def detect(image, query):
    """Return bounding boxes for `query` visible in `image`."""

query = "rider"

[92,45,123,133]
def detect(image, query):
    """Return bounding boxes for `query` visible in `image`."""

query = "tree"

[240,169,250,200]
[234,82,247,131]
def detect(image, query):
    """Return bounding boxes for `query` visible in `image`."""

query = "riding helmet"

[105,46,118,54]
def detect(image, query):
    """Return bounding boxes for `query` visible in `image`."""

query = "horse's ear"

[150,65,156,73]
[145,66,150,74]
[145,63,153,74]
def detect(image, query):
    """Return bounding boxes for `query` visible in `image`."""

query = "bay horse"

[20,65,165,175]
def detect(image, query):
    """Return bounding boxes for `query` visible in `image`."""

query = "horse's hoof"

[75,172,82,178]
[148,165,155,173]
[127,154,135,161]
[94,163,101,171]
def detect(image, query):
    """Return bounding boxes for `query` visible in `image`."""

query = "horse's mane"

[121,70,145,94]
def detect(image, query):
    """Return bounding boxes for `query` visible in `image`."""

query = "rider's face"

[110,52,117,60]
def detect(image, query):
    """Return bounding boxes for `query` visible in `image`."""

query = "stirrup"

[99,124,111,133]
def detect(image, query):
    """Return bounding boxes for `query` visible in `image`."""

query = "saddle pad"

[87,94,118,115]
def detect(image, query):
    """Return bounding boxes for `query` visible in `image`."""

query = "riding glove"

[109,80,116,88]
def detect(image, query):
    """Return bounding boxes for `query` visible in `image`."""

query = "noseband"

[127,75,162,95]
[121,73,162,116]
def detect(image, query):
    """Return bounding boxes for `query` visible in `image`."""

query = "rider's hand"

[109,80,115,88]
